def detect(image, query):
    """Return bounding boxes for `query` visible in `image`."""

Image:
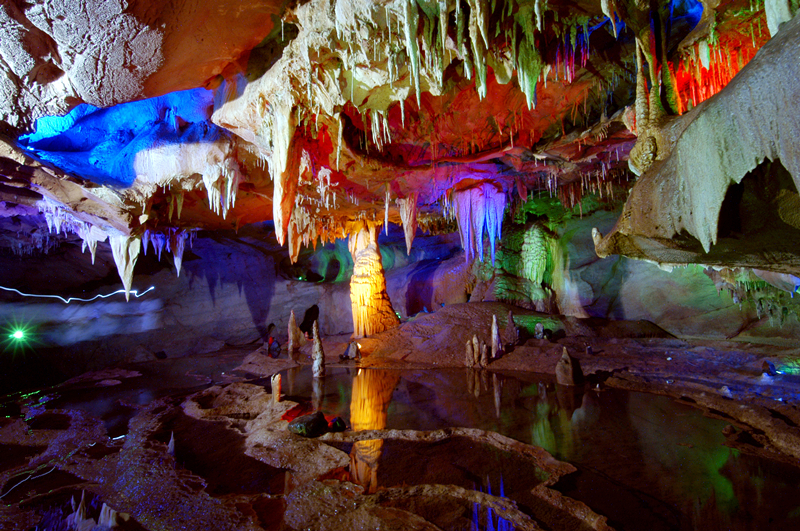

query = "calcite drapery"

[348,221,399,338]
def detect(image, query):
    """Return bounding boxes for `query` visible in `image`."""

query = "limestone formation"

[348,222,400,338]
[595,14,800,272]
[503,310,519,349]
[555,347,584,387]
[479,341,489,368]
[288,309,305,354]
[491,314,503,359]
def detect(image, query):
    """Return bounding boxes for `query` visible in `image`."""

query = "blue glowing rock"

[18,88,225,187]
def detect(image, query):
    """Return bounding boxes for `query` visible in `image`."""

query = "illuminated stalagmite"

[349,369,400,494]
[348,222,399,338]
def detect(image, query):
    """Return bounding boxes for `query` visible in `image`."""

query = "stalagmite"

[503,310,518,349]
[479,341,489,367]
[555,347,584,386]
[397,192,418,255]
[98,504,117,528]
[288,309,305,354]
[472,334,481,365]
[491,314,502,359]
[348,222,400,337]
[312,320,325,378]
[465,339,474,367]
[110,235,141,301]
[271,373,282,403]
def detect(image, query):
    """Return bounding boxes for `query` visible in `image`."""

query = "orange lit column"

[348,221,399,338]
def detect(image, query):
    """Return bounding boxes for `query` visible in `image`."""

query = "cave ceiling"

[0,0,793,289]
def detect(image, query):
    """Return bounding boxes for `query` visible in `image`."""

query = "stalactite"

[109,235,141,301]
[77,224,107,265]
[312,320,325,378]
[401,0,421,105]
[265,96,297,246]
[396,192,418,254]
[348,222,400,338]
[450,183,506,264]
[385,186,390,235]
[170,229,187,277]
[467,0,488,99]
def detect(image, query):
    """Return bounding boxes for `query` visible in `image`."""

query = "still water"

[276,366,800,531]
[5,350,800,530]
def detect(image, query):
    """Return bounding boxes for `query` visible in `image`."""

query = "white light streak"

[0,285,155,304]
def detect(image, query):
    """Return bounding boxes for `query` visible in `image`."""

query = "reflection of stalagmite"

[348,222,399,338]
[312,375,325,411]
[271,373,281,403]
[493,373,502,418]
[312,321,325,378]
[349,369,400,494]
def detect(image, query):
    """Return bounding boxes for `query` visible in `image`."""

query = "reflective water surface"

[279,366,800,531]
[5,351,800,531]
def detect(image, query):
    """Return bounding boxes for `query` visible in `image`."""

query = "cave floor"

[2,303,800,530]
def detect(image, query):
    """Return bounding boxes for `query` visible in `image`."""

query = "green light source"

[11,329,24,340]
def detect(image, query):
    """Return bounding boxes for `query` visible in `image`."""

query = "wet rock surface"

[2,302,800,529]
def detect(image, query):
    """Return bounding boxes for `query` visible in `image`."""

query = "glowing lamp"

[11,330,24,340]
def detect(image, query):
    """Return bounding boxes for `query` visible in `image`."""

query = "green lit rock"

[288,411,329,438]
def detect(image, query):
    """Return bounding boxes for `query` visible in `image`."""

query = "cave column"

[348,222,399,338]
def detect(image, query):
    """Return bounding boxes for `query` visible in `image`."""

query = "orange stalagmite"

[348,221,399,338]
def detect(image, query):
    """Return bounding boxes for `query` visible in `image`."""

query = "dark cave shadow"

[404,259,442,316]
[183,234,276,340]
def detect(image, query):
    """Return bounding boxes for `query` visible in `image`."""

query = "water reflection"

[349,369,400,493]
